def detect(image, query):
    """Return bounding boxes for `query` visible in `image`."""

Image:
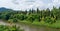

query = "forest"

[0,6,60,29]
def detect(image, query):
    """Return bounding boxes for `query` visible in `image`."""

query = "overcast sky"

[0,0,60,10]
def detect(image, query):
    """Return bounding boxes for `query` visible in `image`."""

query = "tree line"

[0,7,60,24]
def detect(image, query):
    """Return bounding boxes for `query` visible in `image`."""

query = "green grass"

[49,20,60,28]
[0,25,24,31]
[18,20,60,28]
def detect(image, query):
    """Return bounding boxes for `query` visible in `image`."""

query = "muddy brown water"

[19,24,60,31]
[0,20,60,31]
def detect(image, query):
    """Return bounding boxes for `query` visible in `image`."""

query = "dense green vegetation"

[0,25,24,31]
[0,7,60,28]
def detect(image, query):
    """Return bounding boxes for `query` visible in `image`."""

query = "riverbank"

[18,20,60,29]
[0,20,60,31]
[0,19,60,29]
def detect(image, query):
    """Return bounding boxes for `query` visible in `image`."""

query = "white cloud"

[0,0,60,10]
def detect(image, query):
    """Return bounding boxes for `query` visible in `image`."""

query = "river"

[0,20,60,31]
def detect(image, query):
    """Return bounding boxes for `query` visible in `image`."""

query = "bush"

[0,25,24,31]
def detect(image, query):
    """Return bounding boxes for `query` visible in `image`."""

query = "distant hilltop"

[0,7,13,12]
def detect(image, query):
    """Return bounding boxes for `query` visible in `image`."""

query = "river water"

[0,20,60,31]
[18,23,60,31]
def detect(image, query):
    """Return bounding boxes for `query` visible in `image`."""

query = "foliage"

[0,25,24,31]
[0,7,60,28]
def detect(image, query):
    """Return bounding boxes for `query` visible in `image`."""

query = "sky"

[0,0,60,10]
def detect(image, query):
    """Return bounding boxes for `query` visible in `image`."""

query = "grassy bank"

[18,20,60,29]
